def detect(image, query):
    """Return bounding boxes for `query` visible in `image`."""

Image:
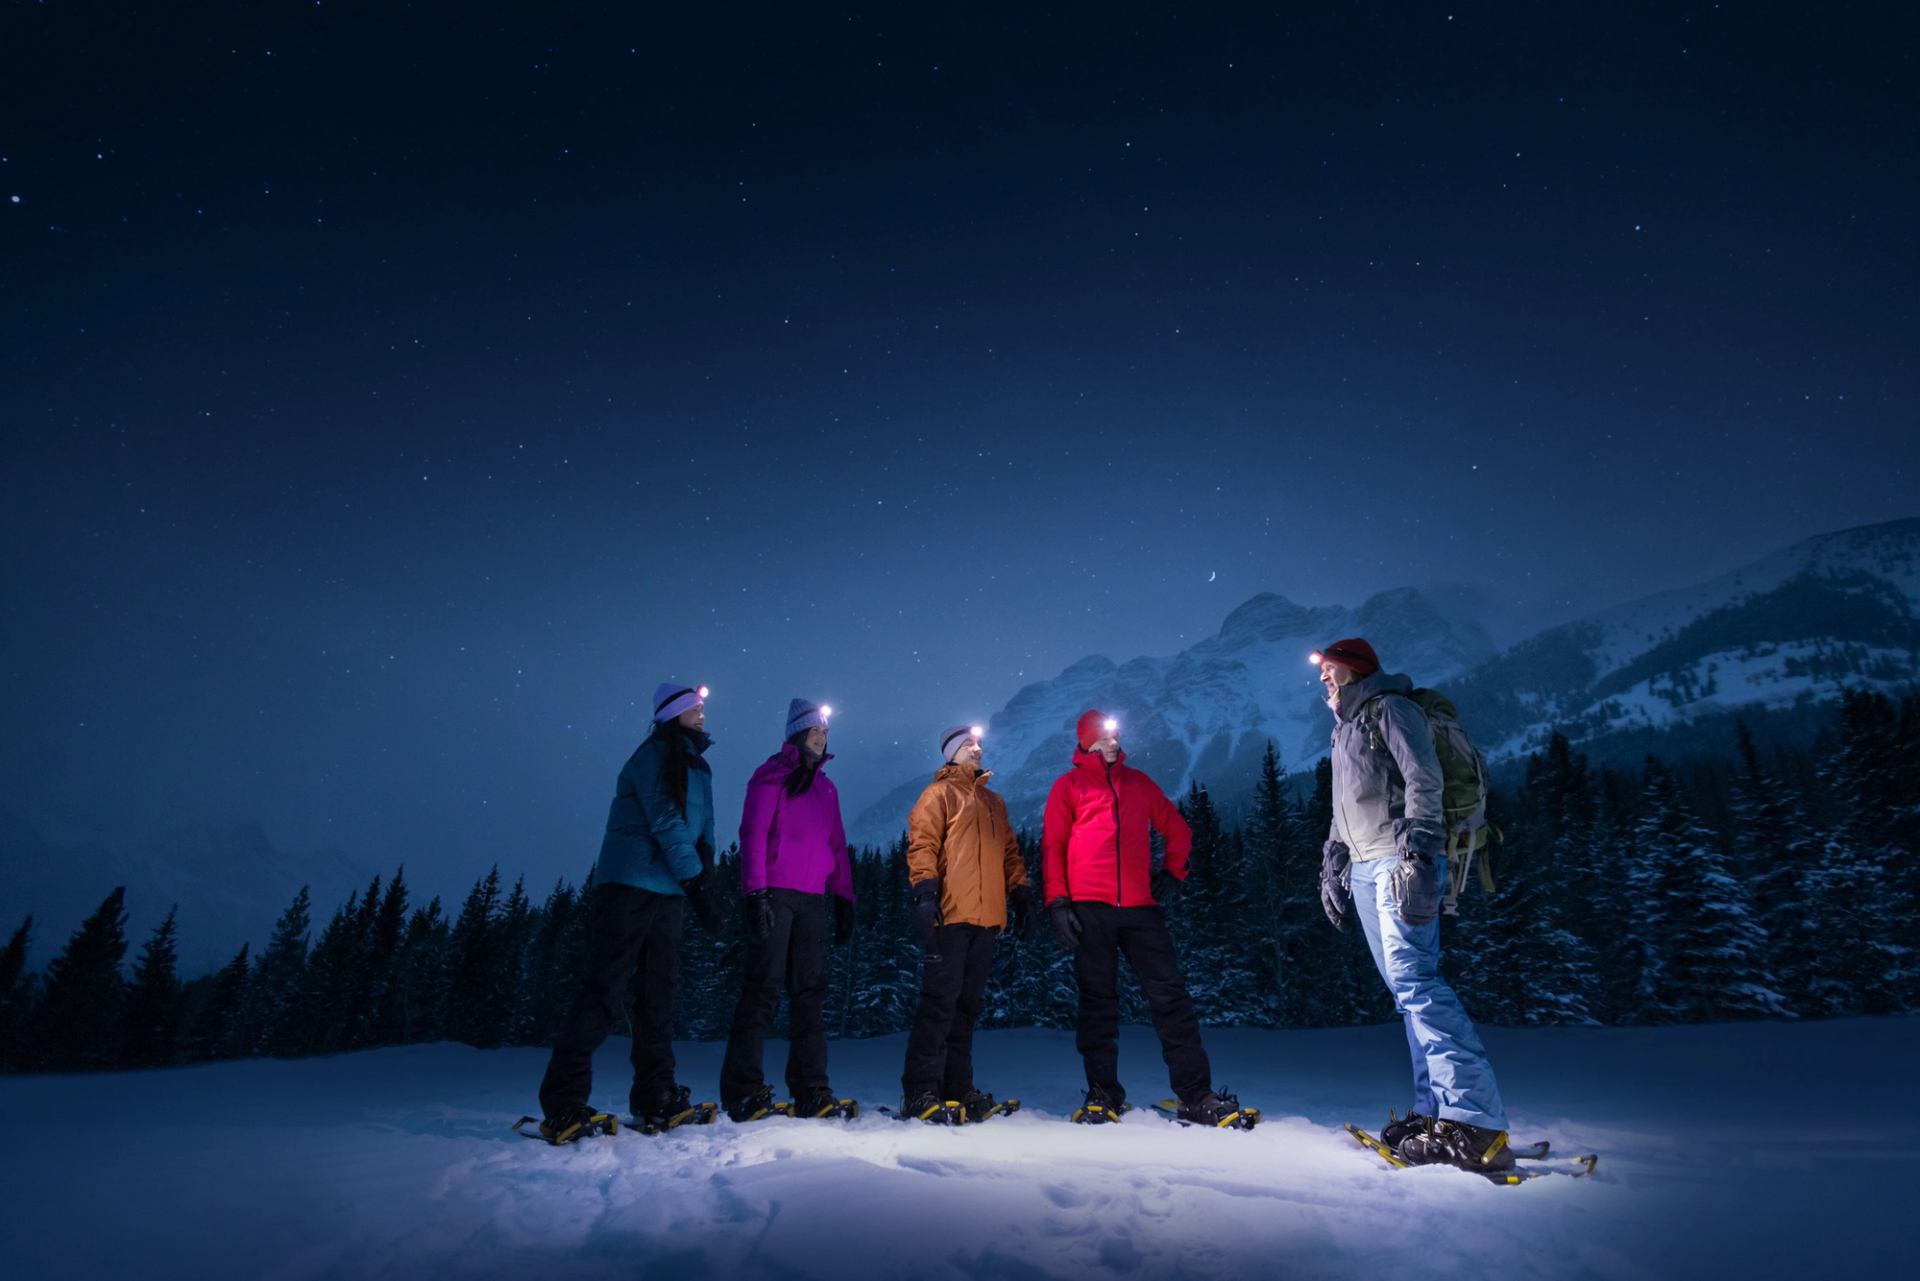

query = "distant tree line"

[2,689,1914,1075]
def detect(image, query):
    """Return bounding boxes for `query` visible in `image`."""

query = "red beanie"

[1076,709,1112,750]
[1315,637,1380,678]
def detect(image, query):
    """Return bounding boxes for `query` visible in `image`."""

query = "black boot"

[1176,1089,1259,1130]
[1072,1083,1130,1124]
[955,1088,1006,1123]
[791,1084,859,1119]
[1380,1110,1432,1149]
[632,1084,716,1133]
[534,1105,618,1145]
[725,1084,787,1123]
[901,1090,962,1124]
[1396,1119,1515,1172]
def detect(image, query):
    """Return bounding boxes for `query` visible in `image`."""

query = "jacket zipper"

[1106,762,1122,906]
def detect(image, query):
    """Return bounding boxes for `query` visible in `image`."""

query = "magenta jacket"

[738,744,856,901]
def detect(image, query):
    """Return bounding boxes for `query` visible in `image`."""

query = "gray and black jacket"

[1326,670,1446,863]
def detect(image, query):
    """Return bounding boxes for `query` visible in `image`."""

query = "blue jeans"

[1349,854,1507,1132]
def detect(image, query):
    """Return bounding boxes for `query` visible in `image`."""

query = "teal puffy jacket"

[596,723,715,894]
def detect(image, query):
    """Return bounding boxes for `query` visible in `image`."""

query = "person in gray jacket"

[1313,637,1513,1173]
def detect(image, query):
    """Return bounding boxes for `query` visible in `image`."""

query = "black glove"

[1319,839,1352,933]
[910,880,942,944]
[1150,867,1180,905]
[695,838,716,871]
[1047,897,1082,950]
[1385,851,1441,926]
[743,889,775,944]
[832,895,855,946]
[679,871,725,935]
[1006,885,1037,940]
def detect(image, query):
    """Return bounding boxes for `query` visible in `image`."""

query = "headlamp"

[1307,652,1323,666]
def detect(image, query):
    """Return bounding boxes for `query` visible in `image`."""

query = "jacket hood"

[769,741,833,769]
[933,761,991,788]
[651,720,713,755]
[1070,745,1128,773]
[1332,669,1414,724]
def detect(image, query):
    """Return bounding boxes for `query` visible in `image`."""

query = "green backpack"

[1361,687,1500,916]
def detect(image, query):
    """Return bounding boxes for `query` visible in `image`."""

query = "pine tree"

[1731,723,1816,1015]
[249,886,312,1056]
[359,868,411,1048]
[295,891,368,1054]
[1818,690,1919,1011]
[445,866,507,1046]
[122,906,184,1067]
[0,915,35,1071]
[393,897,451,1043]
[187,944,250,1061]
[33,887,130,1070]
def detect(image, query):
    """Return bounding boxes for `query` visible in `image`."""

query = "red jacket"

[1041,748,1191,907]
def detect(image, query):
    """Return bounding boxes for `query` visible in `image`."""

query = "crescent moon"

[1208,571,1217,582]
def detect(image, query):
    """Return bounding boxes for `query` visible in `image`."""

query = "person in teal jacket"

[534,681,725,1143]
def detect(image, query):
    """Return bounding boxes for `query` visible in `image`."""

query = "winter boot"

[1071,1083,1130,1124]
[530,1105,618,1145]
[724,1084,788,1124]
[954,1088,1010,1123]
[1176,1089,1259,1130]
[632,1084,718,1134]
[1395,1119,1515,1172]
[1380,1110,1432,1149]
[902,1090,963,1124]
[790,1084,859,1119]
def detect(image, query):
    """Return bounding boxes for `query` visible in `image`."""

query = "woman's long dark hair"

[655,720,697,816]
[783,729,822,797]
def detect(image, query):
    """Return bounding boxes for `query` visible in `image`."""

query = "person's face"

[677,703,706,731]
[953,737,983,769]
[1093,733,1120,763]
[804,724,829,756]
[1319,660,1354,704]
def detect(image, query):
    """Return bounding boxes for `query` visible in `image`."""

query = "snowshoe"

[724,1085,791,1124]
[955,1089,1020,1123]
[790,1085,860,1119]
[515,1107,618,1145]
[631,1085,719,1136]
[1153,1090,1260,1130]
[1070,1084,1130,1124]
[1346,1122,1595,1182]
[1380,1109,1432,1149]
[1396,1119,1516,1173]
[899,1091,964,1124]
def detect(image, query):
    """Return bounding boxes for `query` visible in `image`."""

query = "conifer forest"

[3,689,1914,1076]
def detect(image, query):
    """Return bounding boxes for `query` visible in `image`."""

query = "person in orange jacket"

[898,724,1036,1123]
[1043,710,1253,1129]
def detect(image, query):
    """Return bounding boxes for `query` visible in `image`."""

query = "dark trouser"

[900,922,998,1099]
[538,882,684,1118]
[1072,903,1211,1106]
[719,887,830,1105]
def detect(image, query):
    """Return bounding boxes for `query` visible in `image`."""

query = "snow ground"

[2,1018,1911,1281]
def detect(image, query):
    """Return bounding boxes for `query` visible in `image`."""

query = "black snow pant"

[900,922,998,1099]
[538,882,684,1119]
[1071,903,1212,1106]
[719,887,830,1106]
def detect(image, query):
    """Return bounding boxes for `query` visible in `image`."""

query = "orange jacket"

[906,762,1029,929]
[1042,747,1190,907]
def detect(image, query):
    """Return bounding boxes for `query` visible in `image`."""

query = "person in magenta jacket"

[1043,709,1252,1129]
[719,698,859,1121]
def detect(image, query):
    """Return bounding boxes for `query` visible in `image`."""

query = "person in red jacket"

[1043,710,1254,1129]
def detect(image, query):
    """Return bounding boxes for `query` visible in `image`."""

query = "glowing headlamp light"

[820,704,833,719]
[970,725,985,739]
[697,685,710,699]
[1307,652,1324,666]
[1103,718,1118,735]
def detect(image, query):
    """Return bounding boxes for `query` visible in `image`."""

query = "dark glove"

[743,889,775,944]
[695,838,716,871]
[679,871,725,935]
[832,895,855,946]
[1047,897,1082,950]
[1150,867,1180,906]
[1006,885,1037,940]
[1319,839,1352,933]
[910,880,942,944]
[1385,851,1441,926]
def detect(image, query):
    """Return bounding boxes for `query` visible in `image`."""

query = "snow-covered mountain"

[848,588,1498,846]
[1445,516,1920,759]
[848,517,1920,847]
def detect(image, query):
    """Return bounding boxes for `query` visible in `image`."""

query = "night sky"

[3,4,1914,905]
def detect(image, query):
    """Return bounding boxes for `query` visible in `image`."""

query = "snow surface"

[2,1018,1911,1280]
